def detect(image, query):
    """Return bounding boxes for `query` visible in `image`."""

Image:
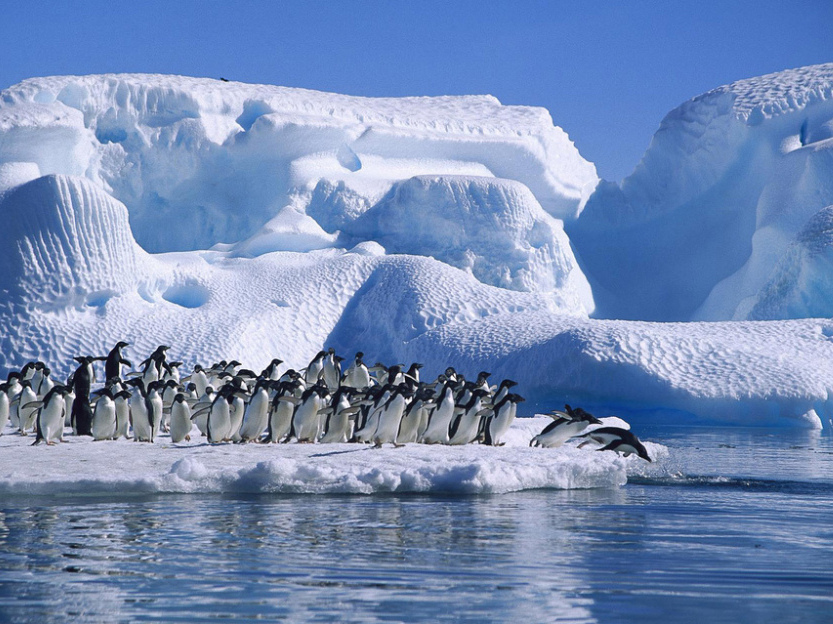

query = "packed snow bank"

[571,63,833,321]
[0,74,598,255]
[340,175,594,309]
[0,418,653,496]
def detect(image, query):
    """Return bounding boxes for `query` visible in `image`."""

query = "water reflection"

[0,428,831,623]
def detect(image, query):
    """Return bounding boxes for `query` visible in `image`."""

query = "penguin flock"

[0,344,652,462]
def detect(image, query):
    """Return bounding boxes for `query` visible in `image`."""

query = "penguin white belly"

[170,402,193,443]
[228,397,246,442]
[207,401,231,443]
[448,405,483,446]
[531,419,588,448]
[131,396,151,442]
[0,393,9,433]
[269,401,294,443]
[395,404,424,444]
[294,398,322,442]
[18,389,39,434]
[239,392,269,442]
[115,399,130,439]
[373,397,407,446]
[92,399,117,440]
[420,400,454,444]
[41,402,65,444]
[487,405,516,446]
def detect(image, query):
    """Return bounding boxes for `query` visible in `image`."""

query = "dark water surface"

[1,427,831,623]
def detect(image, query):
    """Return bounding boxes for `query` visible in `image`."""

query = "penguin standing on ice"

[91,388,117,440]
[304,351,327,386]
[372,385,413,448]
[483,393,525,446]
[103,341,132,381]
[448,389,490,445]
[0,383,10,434]
[169,393,194,443]
[342,352,371,389]
[30,386,70,446]
[14,381,39,434]
[420,380,456,444]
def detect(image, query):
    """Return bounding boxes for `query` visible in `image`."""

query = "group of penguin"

[0,343,652,461]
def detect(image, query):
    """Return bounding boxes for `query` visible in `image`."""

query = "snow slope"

[1,71,833,431]
[570,63,833,321]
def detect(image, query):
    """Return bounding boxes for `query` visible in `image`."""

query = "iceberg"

[1,70,832,431]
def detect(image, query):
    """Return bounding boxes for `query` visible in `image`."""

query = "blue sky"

[1,0,831,180]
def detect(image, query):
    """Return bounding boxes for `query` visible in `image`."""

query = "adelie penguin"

[103,341,132,381]
[576,426,652,462]
[530,404,603,449]
[30,385,70,446]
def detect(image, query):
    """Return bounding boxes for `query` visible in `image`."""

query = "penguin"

[30,385,70,446]
[448,389,491,445]
[5,373,22,429]
[320,348,341,390]
[267,380,301,443]
[103,341,132,381]
[191,385,238,444]
[262,358,284,381]
[404,363,423,386]
[474,371,491,395]
[419,381,456,444]
[396,386,434,444]
[139,345,170,385]
[71,394,94,437]
[91,388,117,441]
[353,384,394,443]
[303,351,327,386]
[342,352,372,389]
[36,367,55,398]
[289,384,329,442]
[69,355,97,401]
[63,387,75,427]
[238,380,270,442]
[185,364,210,396]
[576,426,652,462]
[14,381,39,434]
[127,379,156,442]
[169,393,193,443]
[164,361,183,384]
[491,379,518,406]
[0,383,10,434]
[160,379,181,432]
[318,387,361,443]
[193,386,215,436]
[483,393,524,446]
[29,362,46,391]
[372,385,413,448]
[530,405,603,449]
[113,389,132,439]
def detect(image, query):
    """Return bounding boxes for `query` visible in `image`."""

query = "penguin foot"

[185,435,191,442]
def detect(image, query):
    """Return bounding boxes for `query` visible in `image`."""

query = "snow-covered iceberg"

[1,71,833,431]
[570,63,833,322]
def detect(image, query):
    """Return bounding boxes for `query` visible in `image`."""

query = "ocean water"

[0,427,831,623]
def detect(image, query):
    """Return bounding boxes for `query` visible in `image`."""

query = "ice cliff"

[570,63,833,322]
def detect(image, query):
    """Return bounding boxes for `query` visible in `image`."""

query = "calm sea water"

[1,427,831,623]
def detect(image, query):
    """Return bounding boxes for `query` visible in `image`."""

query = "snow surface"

[2,70,833,433]
[0,417,664,496]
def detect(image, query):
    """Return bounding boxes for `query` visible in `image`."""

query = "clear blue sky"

[1,0,831,180]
